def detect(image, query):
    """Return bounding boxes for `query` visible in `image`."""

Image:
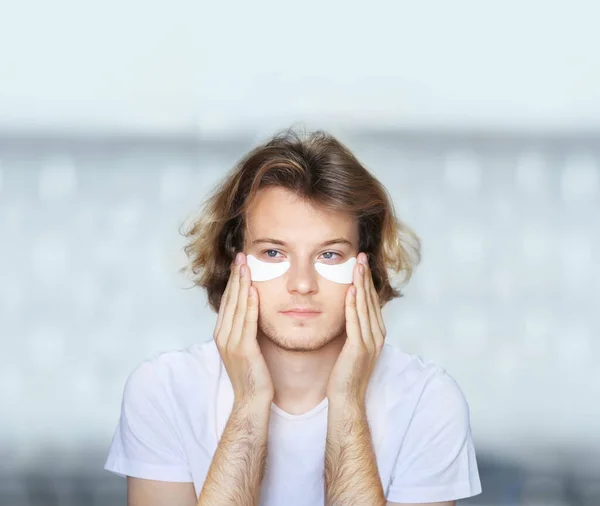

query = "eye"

[264,249,281,258]
[321,251,340,261]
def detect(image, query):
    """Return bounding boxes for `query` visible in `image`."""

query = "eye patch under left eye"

[314,257,356,284]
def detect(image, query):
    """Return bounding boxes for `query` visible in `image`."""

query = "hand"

[326,252,386,407]
[213,252,274,405]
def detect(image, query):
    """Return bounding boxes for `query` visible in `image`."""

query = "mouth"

[280,309,322,319]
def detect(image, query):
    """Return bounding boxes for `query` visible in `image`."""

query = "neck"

[257,332,346,415]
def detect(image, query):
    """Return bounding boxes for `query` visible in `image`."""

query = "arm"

[325,400,386,506]
[197,397,271,505]
[198,252,274,505]
[324,253,388,506]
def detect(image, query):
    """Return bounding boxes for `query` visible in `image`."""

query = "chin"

[258,317,344,352]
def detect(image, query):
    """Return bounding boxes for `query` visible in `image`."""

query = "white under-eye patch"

[246,254,357,284]
[246,255,290,281]
[315,257,357,284]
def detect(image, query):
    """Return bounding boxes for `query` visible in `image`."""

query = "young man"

[104,130,482,505]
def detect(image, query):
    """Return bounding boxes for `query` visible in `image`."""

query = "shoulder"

[105,343,220,480]
[122,339,220,407]
[382,344,482,502]
[378,342,471,423]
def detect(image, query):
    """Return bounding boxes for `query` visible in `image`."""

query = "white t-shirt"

[104,339,482,504]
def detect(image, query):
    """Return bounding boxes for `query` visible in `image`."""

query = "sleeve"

[386,369,482,503]
[104,360,193,482]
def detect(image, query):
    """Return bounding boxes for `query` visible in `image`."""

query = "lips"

[282,307,320,313]
[280,308,321,319]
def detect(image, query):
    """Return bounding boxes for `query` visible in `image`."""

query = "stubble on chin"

[257,312,346,352]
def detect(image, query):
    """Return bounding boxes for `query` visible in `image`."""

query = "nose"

[286,258,318,296]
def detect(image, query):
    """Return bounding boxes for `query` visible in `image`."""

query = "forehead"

[245,187,358,244]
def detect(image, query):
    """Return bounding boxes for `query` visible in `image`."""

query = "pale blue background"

[1,1,599,504]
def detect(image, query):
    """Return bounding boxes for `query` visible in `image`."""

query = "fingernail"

[359,264,364,275]
[235,252,243,265]
[361,253,368,264]
[240,265,246,277]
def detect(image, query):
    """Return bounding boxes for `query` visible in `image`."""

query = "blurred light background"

[1,1,599,505]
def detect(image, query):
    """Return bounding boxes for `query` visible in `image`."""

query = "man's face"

[243,187,359,352]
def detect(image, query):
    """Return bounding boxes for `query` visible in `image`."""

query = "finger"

[372,287,386,341]
[362,258,385,346]
[215,263,235,336]
[218,260,243,344]
[360,254,385,334]
[240,284,259,346]
[344,285,362,349]
[354,260,374,350]
[229,262,253,348]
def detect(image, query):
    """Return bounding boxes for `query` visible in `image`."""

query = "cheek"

[321,284,349,311]
[252,280,282,306]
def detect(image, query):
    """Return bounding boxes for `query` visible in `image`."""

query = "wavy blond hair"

[181,128,421,312]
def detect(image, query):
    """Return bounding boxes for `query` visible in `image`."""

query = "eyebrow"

[251,237,353,248]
